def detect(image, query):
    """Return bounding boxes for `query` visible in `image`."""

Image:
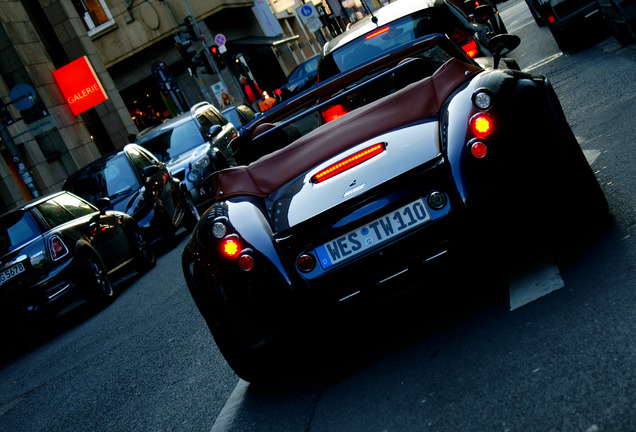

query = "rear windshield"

[318,9,449,81]
[235,43,452,165]
[65,154,141,203]
[138,120,204,162]
[0,211,39,255]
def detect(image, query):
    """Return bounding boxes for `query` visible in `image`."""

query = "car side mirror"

[473,5,494,21]
[143,165,160,178]
[96,197,111,215]
[488,34,521,69]
[208,124,223,138]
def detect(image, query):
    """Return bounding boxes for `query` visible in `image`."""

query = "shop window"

[72,0,115,35]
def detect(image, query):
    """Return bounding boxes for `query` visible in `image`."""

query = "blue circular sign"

[300,5,313,17]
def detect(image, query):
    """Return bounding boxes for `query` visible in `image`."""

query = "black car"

[317,0,517,83]
[181,28,607,381]
[0,191,155,331]
[63,144,199,244]
[274,55,319,102]
[135,102,237,210]
[524,0,606,50]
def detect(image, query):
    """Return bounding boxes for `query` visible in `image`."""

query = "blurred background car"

[274,55,319,103]
[317,0,518,82]
[135,102,237,210]
[221,104,256,135]
[0,191,155,335]
[63,144,199,245]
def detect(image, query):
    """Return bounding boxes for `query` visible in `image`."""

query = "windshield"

[138,120,205,162]
[0,211,39,255]
[319,9,448,81]
[65,154,140,203]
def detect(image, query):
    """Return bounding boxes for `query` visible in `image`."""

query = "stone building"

[0,0,378,212]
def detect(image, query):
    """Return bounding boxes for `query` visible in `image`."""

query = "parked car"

[595,0,636,45]
[63,144,199,244]
[524,0,606,50]
[317,0,518,83]
[182,24,607,381]
[135,102,237,210]
[274,55,319,102]
[0,191,155,332]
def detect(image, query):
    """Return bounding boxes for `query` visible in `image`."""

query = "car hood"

[108,188,146,216]
[164,143,210,176]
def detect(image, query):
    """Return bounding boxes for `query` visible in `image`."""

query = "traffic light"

[175,36,197,72]
[193,51,214,74]
[210,45,226,70]
[178,16,198,42]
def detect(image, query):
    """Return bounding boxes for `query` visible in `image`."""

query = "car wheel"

[83,254,114,303]
[203,285,283,383]
[133,229,156,273]
[183,192,200,231]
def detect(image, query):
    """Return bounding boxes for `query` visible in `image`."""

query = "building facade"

[0,0,382,213]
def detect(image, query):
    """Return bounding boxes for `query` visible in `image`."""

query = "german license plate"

[0,262,25,286]
[315,198,431,269]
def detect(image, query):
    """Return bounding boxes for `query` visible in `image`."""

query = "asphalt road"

[2,1,636,431]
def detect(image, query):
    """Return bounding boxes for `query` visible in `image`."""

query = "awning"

[227,35,300,46]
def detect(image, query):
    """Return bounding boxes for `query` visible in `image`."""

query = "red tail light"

[545,10,556,24]
[366,26,390,40]
[470,114,493,138]
[450,30,479,58]
[274,89,282,96]
[49,235,68,260]
[311,143,386,183]
[238,253,254,271]
[321,104,348,123]
[470,141,488,158]
[222,237,240,257]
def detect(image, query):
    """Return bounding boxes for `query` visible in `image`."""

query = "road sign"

[296,3,322,33]
[215,33,226,47]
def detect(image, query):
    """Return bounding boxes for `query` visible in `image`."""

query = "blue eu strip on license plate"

[315,198,431,270]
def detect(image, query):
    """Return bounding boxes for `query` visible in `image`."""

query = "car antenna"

[362,1,379,25]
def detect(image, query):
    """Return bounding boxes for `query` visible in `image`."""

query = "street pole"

[181,0,229,106]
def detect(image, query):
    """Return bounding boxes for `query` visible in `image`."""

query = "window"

[55,192,96,218]
[72,0,115,35]
[35,198,76,228]
[0,212,39,255]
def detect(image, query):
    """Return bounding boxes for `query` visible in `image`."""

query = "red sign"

[53,56,108,116]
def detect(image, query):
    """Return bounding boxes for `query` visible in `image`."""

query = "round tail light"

[297,254,316,272]
[238,253,254,271]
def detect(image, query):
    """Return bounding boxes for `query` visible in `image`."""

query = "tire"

[133,228,156,273]
[83,254,114,303]
[183,192,200,231]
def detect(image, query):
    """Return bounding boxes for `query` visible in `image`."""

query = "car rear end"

[0,210,76,329]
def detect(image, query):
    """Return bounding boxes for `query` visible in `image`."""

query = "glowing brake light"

[470,114,493,137]
[222,237,240,257]
[366,26,390,40]
[450,30,479,58]
[321,104,348,123]
[311,143,386,183]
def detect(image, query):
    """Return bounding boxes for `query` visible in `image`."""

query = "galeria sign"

[53,56,108,116]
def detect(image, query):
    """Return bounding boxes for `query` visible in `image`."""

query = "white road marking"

[210,379,249,432]
[584,149,602,165]
[522,53,563,72]
[509,257,564,311]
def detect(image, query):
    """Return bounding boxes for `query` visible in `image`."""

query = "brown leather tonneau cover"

[216,58,482,200]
